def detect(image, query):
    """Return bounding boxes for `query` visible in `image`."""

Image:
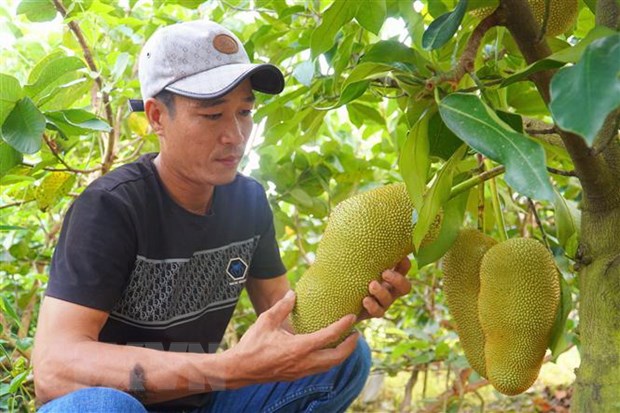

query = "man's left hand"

[358,257,412,321]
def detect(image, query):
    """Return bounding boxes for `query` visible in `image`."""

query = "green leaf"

[415,189,468,268]
[361,40,418,70]
[439,93,554,201]
[583,0,597,13]
[346,103,386,128]
[1,97,45,154]
[0,141,23,177]
[45,109,111,137]
[549,34,620,146]
[336,81,370,108]
[427,111,463,160]
[553,188,580,250]
[25,53,86,101]
[331,62,395,108]
[311,0,359,58]
[111,52,130,81]
[292,61,315,87]
[399,110,431,208]
[0,225,28,231]
[549,274,572,360]
[289,188,314,208]
[496,110,523,133]
[422,0,468,51]
[332,31,356,76]
[16,0,57,22]
[0,296,21,328]
[8,371,29,393]
[413,145,467,250]
[355,0,386,35]
[0,74,25,125]
[391,341,415,359]
[342,62,395,90]
[427,1,448,18]
[502,26,616,87]
[434,341,451,360]
[39,77,93,111]
[506,82,548,117]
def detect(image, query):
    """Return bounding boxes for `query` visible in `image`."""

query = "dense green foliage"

[1,0,619,411]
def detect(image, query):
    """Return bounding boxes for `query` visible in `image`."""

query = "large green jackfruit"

[479,238,560,395]
[291,183,440,337]
[442,228,497,378]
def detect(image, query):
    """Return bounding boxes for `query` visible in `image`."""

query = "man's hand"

[224,290,358,387]
[358,257,412,321]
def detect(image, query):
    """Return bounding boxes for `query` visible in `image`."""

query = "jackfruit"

[291,183,441,337]
[442,228,497,378]
[471,0,578,37]
[479,238,560,395]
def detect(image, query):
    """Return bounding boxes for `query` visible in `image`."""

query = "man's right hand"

[223,290,358,386]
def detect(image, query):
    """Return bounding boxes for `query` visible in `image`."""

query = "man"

[32,20,412,412]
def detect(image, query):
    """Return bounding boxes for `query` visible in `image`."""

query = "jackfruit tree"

[0,0,619,411]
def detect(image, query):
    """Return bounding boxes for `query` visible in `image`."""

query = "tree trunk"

[572,206,620,412]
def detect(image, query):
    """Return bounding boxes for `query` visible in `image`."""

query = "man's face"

[154,79,255,187]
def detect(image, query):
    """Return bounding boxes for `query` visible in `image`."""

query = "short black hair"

[154,89,176,117]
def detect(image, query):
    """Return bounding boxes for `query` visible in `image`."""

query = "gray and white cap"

[129,20,284,112]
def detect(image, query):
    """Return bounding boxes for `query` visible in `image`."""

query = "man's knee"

[350,337,372,376]
[337,337,372,393]
[38,387,146,413]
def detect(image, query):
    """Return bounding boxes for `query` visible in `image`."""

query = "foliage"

[1,0,619,412]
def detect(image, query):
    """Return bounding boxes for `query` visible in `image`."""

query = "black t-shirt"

[45,153,286,409]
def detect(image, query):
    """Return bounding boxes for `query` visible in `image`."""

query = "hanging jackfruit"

[291,183,441,337]
[442,228,497,378]
[479,238,560,395]
[471,0,578,37]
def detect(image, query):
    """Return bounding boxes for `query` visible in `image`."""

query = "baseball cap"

[129,20,284,112]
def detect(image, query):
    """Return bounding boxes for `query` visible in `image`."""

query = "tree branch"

[42,134,100,174]
[525,127,556,135]
[426,11,500,90]
[523,117,565,149]
[52,0,116,174]
[547,167,576,177]
[420,368,489,413]
[0,200,35,210]
[399,366,421,413]
[528,198,550,250]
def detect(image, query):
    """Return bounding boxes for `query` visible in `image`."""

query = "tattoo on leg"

[128,363,147,402]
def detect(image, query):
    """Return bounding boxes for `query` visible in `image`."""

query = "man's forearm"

[35,340,236,406]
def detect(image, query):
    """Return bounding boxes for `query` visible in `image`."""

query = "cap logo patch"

[213,34,239,54]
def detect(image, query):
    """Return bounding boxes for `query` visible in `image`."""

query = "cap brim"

[129,63,284,112]
[167,63,284,99]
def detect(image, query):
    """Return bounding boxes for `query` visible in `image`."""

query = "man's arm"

[245,274,291,316]
[33,294,358,406]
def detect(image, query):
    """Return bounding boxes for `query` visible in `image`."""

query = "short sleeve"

[45,189,137,311]
[248,184,286,279]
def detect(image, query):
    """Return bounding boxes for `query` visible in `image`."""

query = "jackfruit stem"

[449,165,505,199]
[484,160,507,242]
